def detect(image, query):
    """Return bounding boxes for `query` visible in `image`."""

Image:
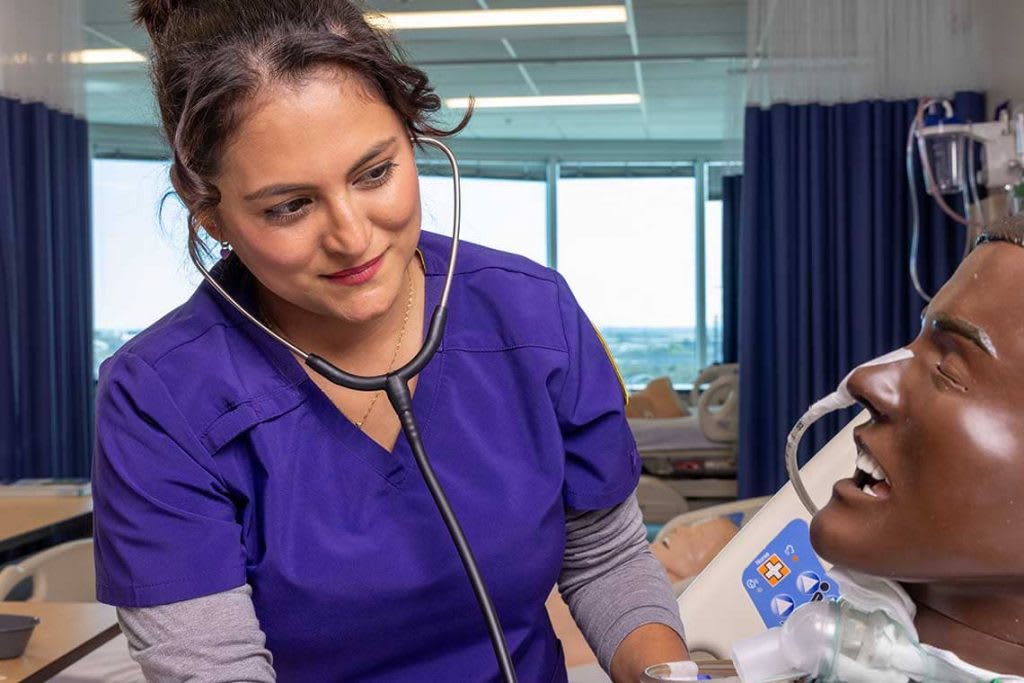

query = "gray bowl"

[0,614,40,659]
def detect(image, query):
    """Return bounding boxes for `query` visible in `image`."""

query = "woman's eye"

[265,198,311,221]
[361,162,396,186]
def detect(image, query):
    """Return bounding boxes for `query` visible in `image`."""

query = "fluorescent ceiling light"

[367,5,627,30]
[446,94,641,109]
[74,48,147,64]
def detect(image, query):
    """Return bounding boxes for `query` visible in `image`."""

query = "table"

[0,498,93,555]
[0,601,119,682]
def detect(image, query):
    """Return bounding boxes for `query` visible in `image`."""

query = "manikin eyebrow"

[931,312,997,357]
[242,136,398,201]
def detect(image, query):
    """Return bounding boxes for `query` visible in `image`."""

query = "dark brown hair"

[132,0,471,265]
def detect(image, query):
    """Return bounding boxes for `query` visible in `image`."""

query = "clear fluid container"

[923,134,966,195]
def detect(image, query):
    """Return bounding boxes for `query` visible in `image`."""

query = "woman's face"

[810,242,1024,581]
[212,67,421,327]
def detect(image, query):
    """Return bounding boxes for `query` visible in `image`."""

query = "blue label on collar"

[741,518,841,628]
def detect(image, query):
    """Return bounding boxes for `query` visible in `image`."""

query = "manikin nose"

[785,347,913,515]
[844,356,907,420]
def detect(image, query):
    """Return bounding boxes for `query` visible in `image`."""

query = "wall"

[978,0,1024,112]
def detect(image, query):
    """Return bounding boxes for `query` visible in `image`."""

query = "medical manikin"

[728,217,1024,682]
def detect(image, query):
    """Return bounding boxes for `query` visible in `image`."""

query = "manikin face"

[211,66,422,327]
[811,242,1024,581]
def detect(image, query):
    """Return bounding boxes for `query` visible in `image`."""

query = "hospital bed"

[569,415,857,680]
[676,413,865,659]
[630,365,739,515]
[653,496,771,589]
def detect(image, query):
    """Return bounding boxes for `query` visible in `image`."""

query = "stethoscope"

[191,137,518,683]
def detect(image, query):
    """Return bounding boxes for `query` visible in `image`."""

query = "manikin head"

[808,216,1024,672]
[811,217,1024,581]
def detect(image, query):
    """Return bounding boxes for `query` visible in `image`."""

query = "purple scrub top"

[93,230,641,682]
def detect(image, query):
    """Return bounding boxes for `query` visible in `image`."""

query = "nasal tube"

[786,348,914,515]
[731,600,996,683]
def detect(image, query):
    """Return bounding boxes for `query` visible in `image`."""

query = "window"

[704,161,743,368]
[419,172,547,266]
[557,167,700,388]
[91,156,737,386]
[91,159,197,377]
[90,159,550,376]
[704,198,724,365]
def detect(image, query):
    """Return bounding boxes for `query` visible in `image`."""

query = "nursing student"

[92,1,688,681]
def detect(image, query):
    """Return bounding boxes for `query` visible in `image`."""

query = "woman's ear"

[200,215,224,243]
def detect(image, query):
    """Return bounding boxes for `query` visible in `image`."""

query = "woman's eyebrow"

[348,136,397,173]
[243,136,398,201]
[244,183,316,201]
[932,312,997,357]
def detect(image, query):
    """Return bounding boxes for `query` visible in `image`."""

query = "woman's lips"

[322,254,384,286]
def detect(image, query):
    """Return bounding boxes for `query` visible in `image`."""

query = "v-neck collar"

[302,263,446,487]
[208,242,449,487]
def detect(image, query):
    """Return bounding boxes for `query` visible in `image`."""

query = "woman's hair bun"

[132,0,186,38]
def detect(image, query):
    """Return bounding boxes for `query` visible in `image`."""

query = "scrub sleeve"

[92,351,246,607]
[554,272,641,512]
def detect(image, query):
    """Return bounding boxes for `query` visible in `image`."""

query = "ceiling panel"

[516,62,638,88]
[500,35,634,59]
[81,0,748,143]
[633,1,746,39]
[368,0,483,10]
[400,39,513,62]
[423,64,533,93]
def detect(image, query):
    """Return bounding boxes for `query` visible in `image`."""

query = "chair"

[0,538,96,602]
[674,413,865,659]
[0,538,143,682]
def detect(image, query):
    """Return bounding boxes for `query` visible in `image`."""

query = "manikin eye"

[935,362,967,391]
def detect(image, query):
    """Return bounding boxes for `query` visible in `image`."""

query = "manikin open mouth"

[853,447,892,498]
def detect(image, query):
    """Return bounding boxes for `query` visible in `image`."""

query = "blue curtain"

[738,91,985,498]
[0,96,93,480]
[721,175,742,364]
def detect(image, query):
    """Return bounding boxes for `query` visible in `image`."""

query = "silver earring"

[219,241,231,260]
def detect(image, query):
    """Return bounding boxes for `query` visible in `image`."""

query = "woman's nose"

[845,359,905,421]
[322,195,372,255]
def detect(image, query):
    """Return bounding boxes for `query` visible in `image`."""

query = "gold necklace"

[355,266,414,429]
[257,265,416,431]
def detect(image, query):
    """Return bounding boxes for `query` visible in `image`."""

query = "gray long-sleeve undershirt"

[117,492,685,681]
[559,493,686,671]
[117,583,274,683]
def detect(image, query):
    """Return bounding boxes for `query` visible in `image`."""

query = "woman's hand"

[608,623,689,683]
